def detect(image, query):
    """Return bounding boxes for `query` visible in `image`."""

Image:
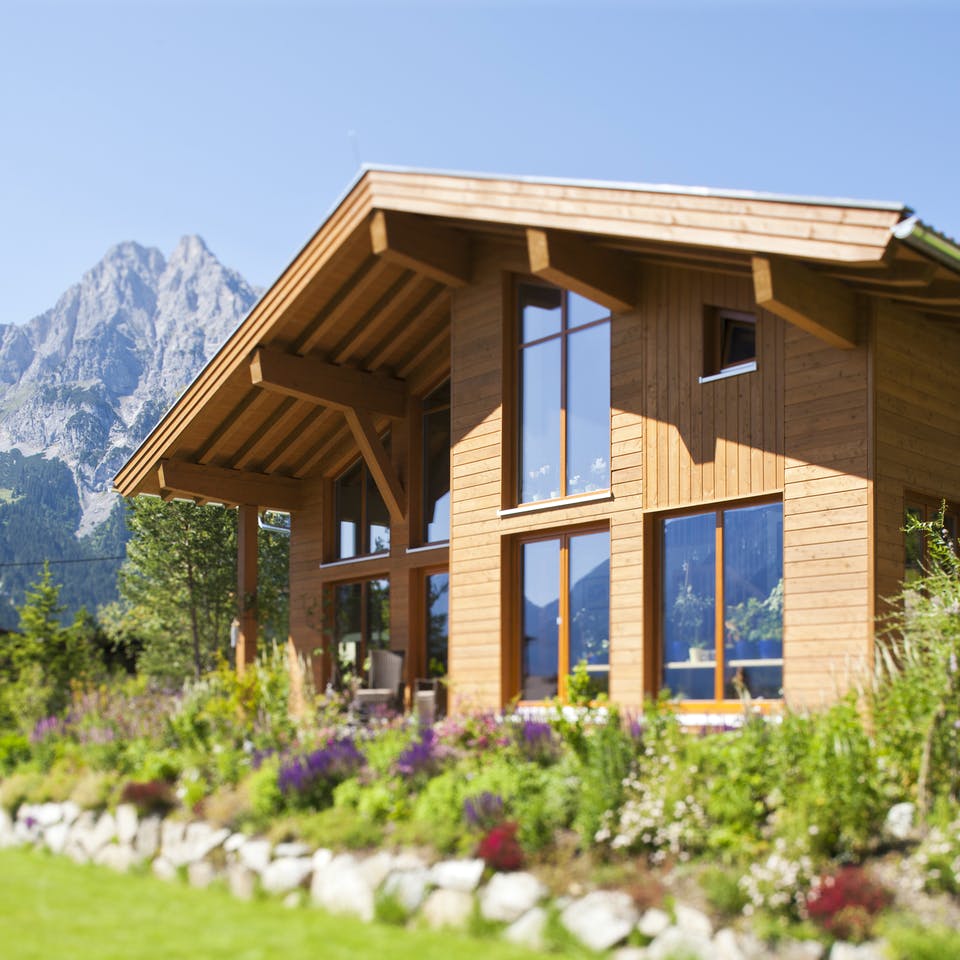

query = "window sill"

[405,542,449,555]
[318,552,389,570]
[498,490,613,518]
[698,360,757,384]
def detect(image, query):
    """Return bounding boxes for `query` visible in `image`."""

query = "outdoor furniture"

[353,648,405,715]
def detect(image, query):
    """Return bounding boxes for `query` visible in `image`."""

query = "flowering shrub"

[805,866,891,943]
[463,791,504,832]
[277,737,365,809]
[395,729,446,782]
[595,755,708,864]
[514,720,557,764]
[120,779,176,816]
[907,818,960,896]
[477,821,524,871]
[738,839,816,920]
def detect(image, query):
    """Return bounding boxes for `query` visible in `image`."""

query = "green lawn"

[0,848,544,960]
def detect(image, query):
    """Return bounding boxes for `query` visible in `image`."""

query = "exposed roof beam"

[752,256,857,350]
[158,460,305,512]
[342,407,406,523]
[369,209,471,287]
[526,228,638,314]
[250,347,408,419]
[824,259,938,288]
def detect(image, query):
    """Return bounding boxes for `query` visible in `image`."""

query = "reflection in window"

[703,307,757,378]
[517,283,610,503]
[905,497,958,584]
[334,433,391,559]
[520,529,609,701]
[423,381,450,544]
[334,578,390,680]
[661,502,782,701]
[425,572,448,677]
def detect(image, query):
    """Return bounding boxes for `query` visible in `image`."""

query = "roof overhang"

[113,167,959,507]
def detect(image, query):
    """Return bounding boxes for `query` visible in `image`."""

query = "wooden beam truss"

[158,459,305,512]
[369,209,471,287]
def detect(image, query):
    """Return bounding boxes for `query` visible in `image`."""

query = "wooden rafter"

[752,256,858,350]
[342,407,406,522]
[365,286,449,370]
[369,209,471,287]
[824,259,938,288]
[250,347,408,419]
[526,228,638,313]
[158,459,305,511]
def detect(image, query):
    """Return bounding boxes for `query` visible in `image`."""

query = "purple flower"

[396,729,440,780]
[30,716,62,744]
[463,791,504,830]
[517,719,556,761]
[278,737,365,805]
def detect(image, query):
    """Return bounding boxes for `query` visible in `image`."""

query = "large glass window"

[520,528,610,701]
[333,578,390,680]
[661,501,782,701]
[425,571,449,678]
[334,433,391,559]
[517,283,610,503]
[422,381,450,544]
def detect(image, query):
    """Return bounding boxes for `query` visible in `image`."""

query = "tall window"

[425,571,449,678]
[517,283,610,504]
[335,433,390,559]
[333,578,390,679]
[661,501,782,701]
[422,381,450,543]
[520,528,610,701]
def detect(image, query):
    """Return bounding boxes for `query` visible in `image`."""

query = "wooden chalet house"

[115,168,960,713]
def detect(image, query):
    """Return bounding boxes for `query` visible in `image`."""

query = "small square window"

[702,307,757,381]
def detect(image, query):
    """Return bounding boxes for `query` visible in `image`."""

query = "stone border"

[0,802,887,959]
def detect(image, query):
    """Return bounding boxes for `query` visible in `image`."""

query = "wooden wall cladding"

[873,301,960,612]
[782,320,871,707]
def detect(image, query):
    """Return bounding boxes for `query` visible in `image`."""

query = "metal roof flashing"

[892,216,960,275]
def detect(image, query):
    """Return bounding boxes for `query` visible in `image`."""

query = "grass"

[0,847,544,960]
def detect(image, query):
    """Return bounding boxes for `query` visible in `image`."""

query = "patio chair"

[353,648,405,715]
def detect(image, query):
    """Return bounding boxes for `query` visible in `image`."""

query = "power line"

[0,554,126,570]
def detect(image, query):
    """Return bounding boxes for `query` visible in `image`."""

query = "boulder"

[227,863,257,900]
[310,853,374,922]
[884,802,916,842]
[96,843,138,873]
[420,888,474,930]
[638,907,672,939]
[135,816,162,860]
[647,926,712,960]
[261,856,314,895]
[504,907,548,952]
[480,871,546,923]
[830,943,886,960]
[238,838,272,874]
[713,928,748,960]
[358,851,395,891]
[152,856,178,882]
[674,903,713,939]
[380,869,430,915]
[273,841,311,858]
[187,860,217,888]
[429,858,485,893]
[115,804,139,845]
[43,822,70,855]
[562,890,639,952]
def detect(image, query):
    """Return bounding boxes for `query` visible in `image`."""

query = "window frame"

[510,523,611,704]
[651,496,783,704]
[332,430,392,560]
[700,307,758,383]
[905,493,959,583]
[509,278,612,508]
[421,379,451,546]
[329,575,391,683]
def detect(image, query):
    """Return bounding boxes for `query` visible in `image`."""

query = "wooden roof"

[113,167,960,508]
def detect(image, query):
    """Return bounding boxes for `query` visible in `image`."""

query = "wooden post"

[236,503,259,674]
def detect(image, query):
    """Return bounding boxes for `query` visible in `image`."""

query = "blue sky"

[1,0,958,325]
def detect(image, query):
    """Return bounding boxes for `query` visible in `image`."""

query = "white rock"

[64,839,89,864]
[674,903,713,938]
[238,838,272,874]
[184,822,229,862]
[480,871,546,923]
[504,907,548,951]
[612,950,649,960]
[830,943,885,960]
[713,928,748,960]
[392,851,427,872]
[381,869,430,915]
[0,808,13,846]
[429,858,485,893]
[562,890,640,952]
[96,843,137,873]
[152,856,178,882]
[261,856,314,895]
[420,888,474,930]
[188,860,217,888]
[777,940,825,960]
[115,804,139,845]
[44,822,70,855]
[647,926,712,960]
[224,832,247,854]
[884,802,916,842]
[227,863,257,900]
[274,841,311,858]
[283,891,302,909]
[35,802,64,827]
[311,853,374,922]
[638,907,672,938]
[160,818,186,854]
[60,801,80,826]
[135,816,162,859]
[358,850,395,891]
[84,811,116,855]
[312,847,333,871]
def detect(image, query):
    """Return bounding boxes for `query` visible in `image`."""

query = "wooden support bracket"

[752,255,857,349]
[342,407,406,523]
[158,460,305,512]
[526,227,637,314]
[369,209,471,287]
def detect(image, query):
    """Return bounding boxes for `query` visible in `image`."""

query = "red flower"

[477,821,525,872]
[806,866,892,942]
